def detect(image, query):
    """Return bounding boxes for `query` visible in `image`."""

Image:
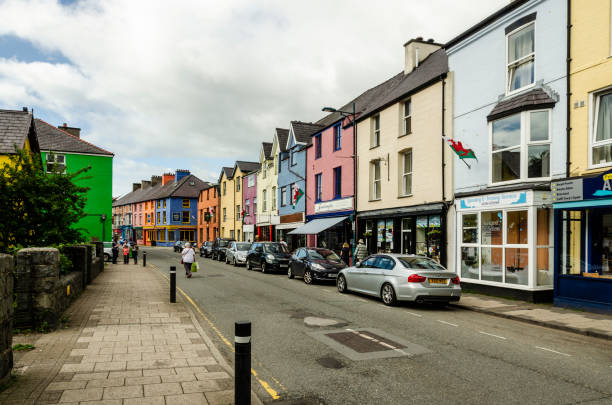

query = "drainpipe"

[441,75,446,202]
[566,0,572,178]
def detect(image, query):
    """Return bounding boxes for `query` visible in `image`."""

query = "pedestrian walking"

[280,238,288,249]
[181,242,196,278]
[341,242,350,266]
[355,239,368,264]
[123,244,129,264]
[132,244,139,264]
[111,241,119,264]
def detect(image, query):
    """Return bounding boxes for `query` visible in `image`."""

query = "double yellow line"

[149,264,281,400]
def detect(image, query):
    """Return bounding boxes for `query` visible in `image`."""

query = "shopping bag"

[191,262,199,272]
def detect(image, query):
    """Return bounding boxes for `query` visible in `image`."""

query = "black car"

[199,241,213,257]
[174,240,185,252]
[211,238,235,261]
[288,247,347,284]
[246,242,291,273]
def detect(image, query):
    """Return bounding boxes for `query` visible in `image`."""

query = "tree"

[0,148,91,252]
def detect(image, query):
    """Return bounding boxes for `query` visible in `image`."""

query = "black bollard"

[143,252,147,267]
[170,266,176,303]
[235,321,251,405]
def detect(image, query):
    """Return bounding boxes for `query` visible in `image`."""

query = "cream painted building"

[355,39,454,269]
[256,139,280,241]
[218,166,235,239]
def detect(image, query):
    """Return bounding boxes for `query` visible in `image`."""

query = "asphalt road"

[142,247,612,405]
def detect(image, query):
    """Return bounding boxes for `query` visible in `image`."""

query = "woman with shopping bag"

[181,242,196,278]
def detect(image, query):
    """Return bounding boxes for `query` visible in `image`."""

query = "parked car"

[288,247,347,284]
[246,242,291,273]
[211,238,235,261]
[336,254,461,306]
[225,241,252,266]
[174,240,184,252]
[200,241,213,257]
[103,242,113,262]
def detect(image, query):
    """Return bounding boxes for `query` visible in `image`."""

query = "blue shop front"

[552,169,612,312]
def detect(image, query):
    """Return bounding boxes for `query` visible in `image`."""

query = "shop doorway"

[401,218,414,254]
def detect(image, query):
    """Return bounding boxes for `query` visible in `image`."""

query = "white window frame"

[400,149,413,196]
[588,86,612,169]
[262,189,267,212]
[371,116,380,148]
[505,22,536,96]
[280,186,287,206]
[247,174,255,187]
[402,100,412,135]
[272,186,277,210]
[46,153,66,173]
[489,109,552,186]
[245,199,250,215]
[371,161,381,200]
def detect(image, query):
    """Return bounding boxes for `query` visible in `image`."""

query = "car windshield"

[398,257,446,270]
[236,243,251,251]
[219,240,229,247]
[264,244,288,253]
[308,249,341,262]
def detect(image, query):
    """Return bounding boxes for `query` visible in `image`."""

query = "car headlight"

[266,254,275,262]
[311,263,325,270]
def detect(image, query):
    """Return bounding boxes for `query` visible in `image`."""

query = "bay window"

[591,90,612,167]
[507,22,534,94]
[491,110,550,183]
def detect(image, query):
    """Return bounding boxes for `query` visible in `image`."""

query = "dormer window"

[506,22,535,94]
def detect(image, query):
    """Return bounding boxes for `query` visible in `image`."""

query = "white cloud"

[0,0,508,195]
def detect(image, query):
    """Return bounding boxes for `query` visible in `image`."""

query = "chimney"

[22,107,28,112]
[141,180,152,189]
[403,37,441,75]
[162,172,175,185]
[133,183,142,192]
[151,175,162,186]
[175,169,191,182]
[58,123,81,138]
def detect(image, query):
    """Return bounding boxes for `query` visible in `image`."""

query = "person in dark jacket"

[111,241,119,264]
[341,242,350,266]
[132,244,139,264]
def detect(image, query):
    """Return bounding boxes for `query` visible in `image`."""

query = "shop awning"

[288,216,347,235]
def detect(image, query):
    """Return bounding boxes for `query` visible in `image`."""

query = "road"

[143,247,612,405]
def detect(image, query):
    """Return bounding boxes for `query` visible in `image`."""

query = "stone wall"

[64,246,88,291]
[56,271,83,318]
[0,254,14,385]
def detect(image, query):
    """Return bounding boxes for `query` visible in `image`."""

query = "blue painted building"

[446,0,566,301]
[151,169,209,246]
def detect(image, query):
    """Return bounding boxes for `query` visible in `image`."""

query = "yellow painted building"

[0,109,39,168]
[218,166,236,239]
[256,140,279,241]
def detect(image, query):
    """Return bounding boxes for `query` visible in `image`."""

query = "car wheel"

[381,283,397,306]
[288,265,294,279]
[233,257,238,267]
[261,262,267,273]
[303,270,313,285]
[337,274,347,293]
[104,253,111,262]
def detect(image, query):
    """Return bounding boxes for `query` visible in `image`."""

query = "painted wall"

[197,186,219,243]
[257,142,279,225]
[356,78,453,212]
[42,151,113,241]
[305,121,354,218]
[447,0,567,194]
[219,171,235,238]
[569,0,612,175]
[0,137,34,168]
[233,167,245,241]
[278,135,306,217]
[242,174,257,225]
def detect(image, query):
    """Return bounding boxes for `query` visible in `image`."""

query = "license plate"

[328,273,338,278]
[429,278,447,284]
[280,264,288,268]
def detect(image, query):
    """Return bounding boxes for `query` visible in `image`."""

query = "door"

[362,256,394,295]
[401,218,414,254]
[292,248,306,276]
[348,256,377,292]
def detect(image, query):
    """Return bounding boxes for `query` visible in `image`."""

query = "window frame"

[280,186,287,207]
[236,176,241,191]
[315,173,322,202]
[371,160,381,201]
[333,124,342,151]
[489,109,552,185]
[333,166,342,199]
[45,152,66,173]
[505,21,536,96]
[371,115,380,148]
[399,149,413,197]
[182,211,190,224]
[290,149,297,166]
[402,100,412,136]
[588,86,612,169]
[272,186,277,210]
[182,199,189,208]
[245,199,250,215]
[262,189,267,212]
[315,134,322,159]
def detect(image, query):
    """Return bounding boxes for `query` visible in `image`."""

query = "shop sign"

[314,197,353,214]
[458,192,528,210]
[551,179,583,202]
[590,172,612,198]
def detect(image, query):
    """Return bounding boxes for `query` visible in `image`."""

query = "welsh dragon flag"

[442,136,477,161]
[292,187,304,209]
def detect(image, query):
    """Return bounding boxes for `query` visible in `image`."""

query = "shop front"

[552,170,612,312]
[243,224,254,243]
[277,212,306,251]
[289,213,353,254]
[357,203,447,266]
[456,189,554,302]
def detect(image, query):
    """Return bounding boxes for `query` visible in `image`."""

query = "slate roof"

[262,142,273,159]
[235,161,260,174]
[0,109,38,154]
[487,88,558,121]
[275,128,289,152]
[219,166,234,182]
[35,119,113,156]
[113,174,209,206]
[291,121,324,144]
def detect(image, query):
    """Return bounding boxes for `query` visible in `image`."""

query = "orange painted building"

[197,183,219,244]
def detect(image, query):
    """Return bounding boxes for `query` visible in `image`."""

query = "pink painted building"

[242,171,258,243]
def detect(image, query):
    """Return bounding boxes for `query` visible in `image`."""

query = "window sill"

[505,82,536,98]
[398,194,413,199]
[369,145,380,150]
[587,162,612,170]
[488,177,551,187]
[398,132,411,139]
[369,198,382,202]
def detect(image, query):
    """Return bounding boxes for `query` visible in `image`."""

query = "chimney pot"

[22,107,28,112]
[416,36,423,41]
[427,38,435,43]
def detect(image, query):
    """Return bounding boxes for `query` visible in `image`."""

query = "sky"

[0,0,508,196]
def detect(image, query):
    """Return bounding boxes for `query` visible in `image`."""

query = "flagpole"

[461,159,471,169]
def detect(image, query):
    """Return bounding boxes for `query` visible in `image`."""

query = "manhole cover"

[307,328,430,361]
[316,356,344,369]
[304,317,340,327]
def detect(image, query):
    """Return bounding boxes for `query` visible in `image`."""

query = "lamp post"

[322,102,357,260]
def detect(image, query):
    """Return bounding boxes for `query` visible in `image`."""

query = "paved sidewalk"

[2,263,261,404]
[452,293,612,340]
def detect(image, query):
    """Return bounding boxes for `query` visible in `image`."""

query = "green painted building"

[35,120,114,241]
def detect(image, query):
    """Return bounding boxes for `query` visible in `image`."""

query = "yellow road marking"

[148,263,281,400]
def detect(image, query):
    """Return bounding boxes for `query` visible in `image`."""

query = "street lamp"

[321,102,357,260]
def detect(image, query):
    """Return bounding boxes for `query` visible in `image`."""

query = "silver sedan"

[225,241,252,266]
[336,254,461,306]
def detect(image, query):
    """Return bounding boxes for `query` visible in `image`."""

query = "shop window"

[506,22,534,94]
[377,219,393,252]
[591,90,612,167]
[536,208,553,285]
[560,210,583,275]
[416,215,441,262]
